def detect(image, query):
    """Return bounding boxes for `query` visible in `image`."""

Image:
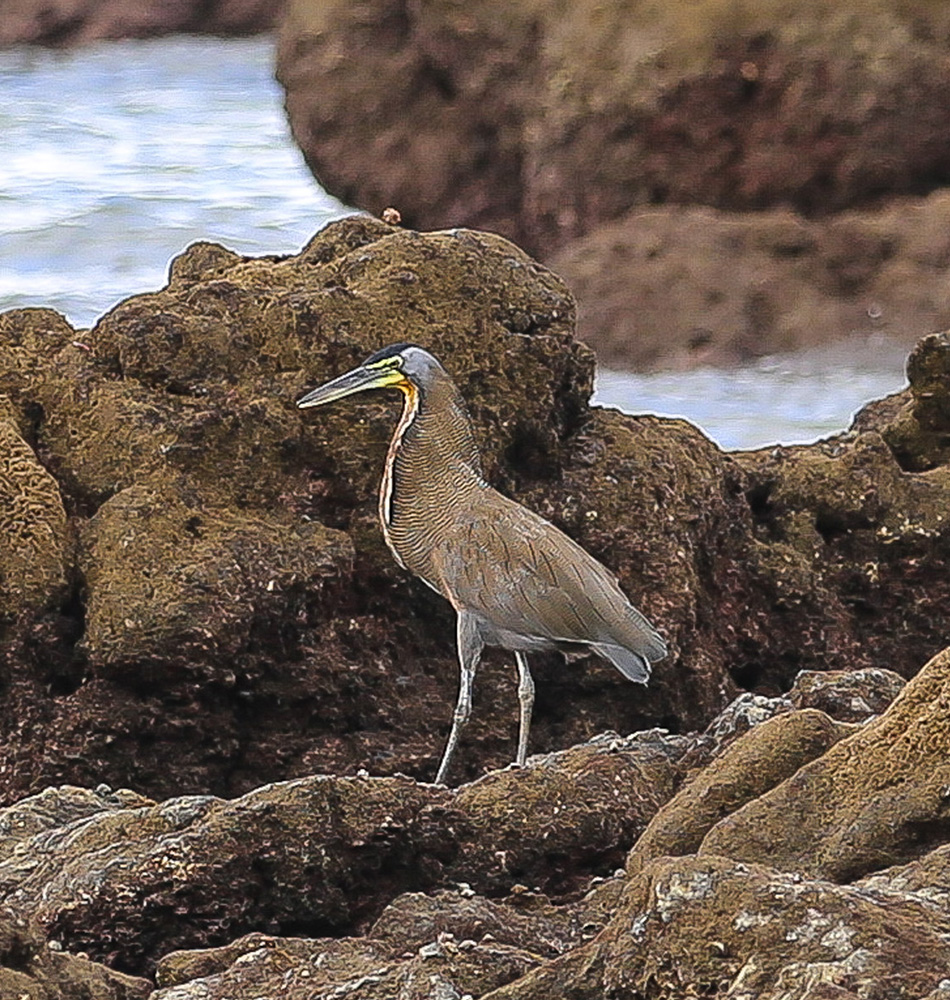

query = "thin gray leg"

[514,651,535,767]
[435,611,482,785]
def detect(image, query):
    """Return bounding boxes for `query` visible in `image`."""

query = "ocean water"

[0,35,908,450]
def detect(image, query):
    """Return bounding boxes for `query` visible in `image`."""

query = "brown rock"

[0,0,283,46]
[154,930,539,1000]
[277,1,950,255]
[700,646,950,881]
[627,709,852,875]
[550,197,950,368]
[788,667,906,722]
[78,483,353,679]
[1,218,949,802]
[0,745,674,974]
[0,906,149,1000]
[871,330,950,472]
[0,418,68,618]
[426,732,685,896]
[598,855,950,999]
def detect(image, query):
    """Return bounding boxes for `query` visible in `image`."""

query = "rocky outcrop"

[0,216,948,802]
[0,907,148,999]
[550,194,950,368]
[276,0,950,365]
[0,655,946,997]
[0,0,282,46]
[2,216,950,994]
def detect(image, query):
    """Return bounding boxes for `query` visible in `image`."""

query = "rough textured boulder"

[0,907,148,1000]
[0,737,681,975]
[276,0,950,254]
[276,1,950,365]
[3,217,950,993]
[0,217,949,805]
[700,646,950,881]
[0,0,282,46]
[550,194,950,368]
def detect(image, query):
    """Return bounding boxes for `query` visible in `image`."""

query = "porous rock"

[0,906,148,1000]
[551,196,950,368]
[0,0,282,46]
[0,417,68,618]
[277,1,950,255]
[78,482,353,679]
[0,741,676,974]
[700,646,950,880]
[626,709,852,876]
[599,855,950,1000]
[1,217,949,801]
[422,731,686,896]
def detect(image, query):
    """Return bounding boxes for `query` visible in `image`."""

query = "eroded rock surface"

[0,0,281,46]
[2,217,949,995]
[277,1,950,364]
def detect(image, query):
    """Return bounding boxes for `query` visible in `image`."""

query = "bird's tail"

[592,612,668,683]
[592,643,655,683]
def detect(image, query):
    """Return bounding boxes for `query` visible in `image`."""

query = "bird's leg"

[514,651,535,767]
[435,611,482,785]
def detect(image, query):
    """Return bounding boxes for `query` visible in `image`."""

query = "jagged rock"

[0,218,948,802]
[0,784,150,863]
[787,667,906,722]
[700,647,950,880]
[0,0,282,46]
[0,906,148,1000]
[151,878,628,999]
[78,482,353,679]
[0,740,677,974]
[599,855,950,999]
[153,930,539,1000]
[627,709,853,876]
[0,417,68,618]
[421,732,686,896]
[869,330,950,472]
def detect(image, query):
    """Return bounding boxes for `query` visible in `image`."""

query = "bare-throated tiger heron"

[297,344,667,784]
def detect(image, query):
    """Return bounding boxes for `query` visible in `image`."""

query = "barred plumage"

[298,344,667,784]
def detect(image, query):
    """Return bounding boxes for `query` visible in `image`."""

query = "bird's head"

[297,343,443,409]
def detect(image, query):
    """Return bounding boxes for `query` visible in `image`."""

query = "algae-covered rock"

[428,731,686,895]
[277,0,950,254]
[598,855,950,1000]
[874,330,950,472]
[700,646,950,880]
[0,416,68,618]
[79,483,353,678]
[626,709,852,876]
[0,906,149,1000]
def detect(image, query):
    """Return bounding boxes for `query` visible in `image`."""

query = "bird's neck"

[378,367,484,578]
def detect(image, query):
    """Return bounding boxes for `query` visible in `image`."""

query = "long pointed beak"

[297,364,402,409]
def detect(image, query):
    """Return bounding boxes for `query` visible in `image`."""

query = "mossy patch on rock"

[0,417,68,619]
[700,646,950,880]
[79,483,353,680]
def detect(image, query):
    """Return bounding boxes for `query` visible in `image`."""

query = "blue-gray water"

[0,36,908,450]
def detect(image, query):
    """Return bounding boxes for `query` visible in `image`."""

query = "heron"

[297,343,667,784]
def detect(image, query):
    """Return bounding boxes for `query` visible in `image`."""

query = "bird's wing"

[431,491,666,665]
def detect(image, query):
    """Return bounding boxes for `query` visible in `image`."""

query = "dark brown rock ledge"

[0,0,282,47]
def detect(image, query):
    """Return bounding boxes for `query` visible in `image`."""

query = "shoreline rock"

[1,216,949,995]
[275,0,950,367]
[0,0,282,47]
